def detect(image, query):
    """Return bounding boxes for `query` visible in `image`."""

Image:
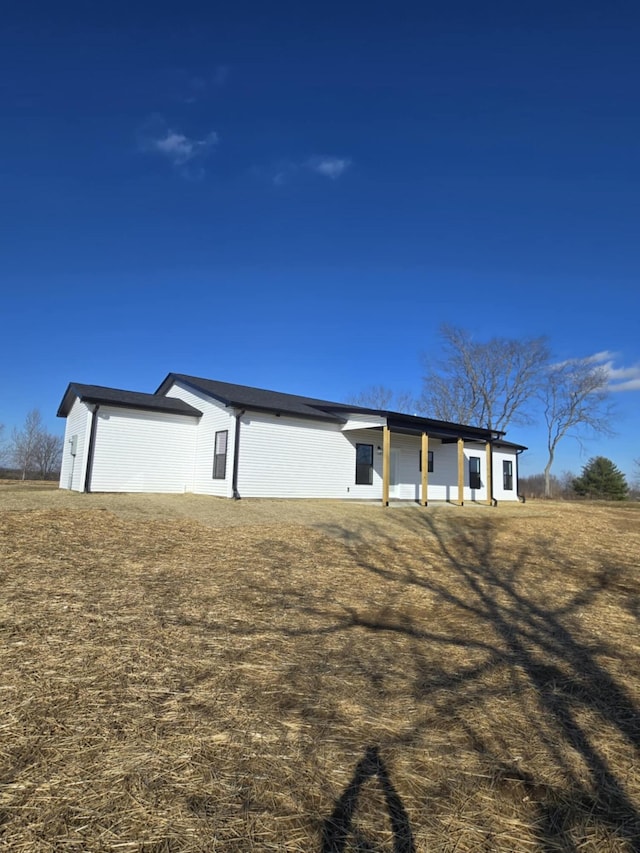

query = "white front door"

[389,449,401,498]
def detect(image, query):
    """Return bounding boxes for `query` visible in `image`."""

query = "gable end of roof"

[57,383,202,418]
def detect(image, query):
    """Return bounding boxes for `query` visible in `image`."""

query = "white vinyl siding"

[383,437,492,502]
[236,414,384,499]
[237,421,506,502]
[386,433,423,500]
[461,442,487,502]
[58,383,523,501]
[492,449,520,502]
[59,398,92,491]
[341,414,387,430]
[88,407,197,493]
[383,435,452,502]
[164,382,235,496]
[213,430,228,479]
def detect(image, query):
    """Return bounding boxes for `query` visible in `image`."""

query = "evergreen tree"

[572,456,628,500]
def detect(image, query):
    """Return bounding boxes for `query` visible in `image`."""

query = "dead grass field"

[1,483,639,852]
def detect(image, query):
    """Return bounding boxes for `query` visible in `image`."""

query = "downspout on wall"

[516,448,525,503]
[232,409,245,500]
[84,404,100,493]
[486,440,497,507]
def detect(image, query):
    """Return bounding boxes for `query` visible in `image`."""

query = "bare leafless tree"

[420,325,550,430]
[541,359,614,498]
[33,432,63,480]
[11,409,63,480]
[519,469,578,500]
[393,390,419,415]
[347,385,418,414]
[11,410,43,479]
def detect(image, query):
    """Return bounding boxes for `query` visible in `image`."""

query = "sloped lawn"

[1,488,639,851]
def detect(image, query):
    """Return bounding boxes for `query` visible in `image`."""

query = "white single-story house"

[57,373,526,505]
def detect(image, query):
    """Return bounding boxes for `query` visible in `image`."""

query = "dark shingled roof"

[155,374,511,442]
[492,438,528,452]
[57,383,202,418]
[58,374,525,447]
[155,374,356,422]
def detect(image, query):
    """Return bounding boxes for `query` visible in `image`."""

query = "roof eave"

[162,375,345,423]
[385,413,500,441]
[81,397,201,417]
[239,404,345,423]
[56,385,76,417]
[57,383,202,418]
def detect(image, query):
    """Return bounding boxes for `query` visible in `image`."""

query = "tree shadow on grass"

[306,511,640,851]
[155,507,640,851]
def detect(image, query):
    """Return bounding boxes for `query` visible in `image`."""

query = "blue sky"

[1,1,639,480]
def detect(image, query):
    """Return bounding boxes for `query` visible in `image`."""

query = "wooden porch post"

[421,432,429,506]
[457,437,464,506]
[485,440,493,506]
[382,425,391,507]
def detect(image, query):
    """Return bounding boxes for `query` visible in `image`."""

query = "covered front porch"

[357,413,503,507]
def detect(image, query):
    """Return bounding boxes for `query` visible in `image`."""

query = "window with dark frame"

[213,430,228,479]
[418,450,434,473]
[355,443,374,485]
[469,456,481,490]
[503,459,513,490]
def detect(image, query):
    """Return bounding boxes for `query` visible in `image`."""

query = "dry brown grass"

[1,485,639,851]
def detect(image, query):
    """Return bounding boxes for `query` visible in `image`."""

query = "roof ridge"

[172,373,348,408]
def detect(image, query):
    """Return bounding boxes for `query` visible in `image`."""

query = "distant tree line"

[0,410,63,480]
[349,324,626,497]
[519,472,575,500]
[521,457,632,501]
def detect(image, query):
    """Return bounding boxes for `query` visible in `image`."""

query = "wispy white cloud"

[609,376,640,392]
[268,155,352,186]
[607,363,640,381]
[584,351,640,393]
[602,361,640,392]
[270,160,299,186]
[307,156,351,179]
[585,350,618,364]
[139,116,218,178]
[151,129,219,165]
